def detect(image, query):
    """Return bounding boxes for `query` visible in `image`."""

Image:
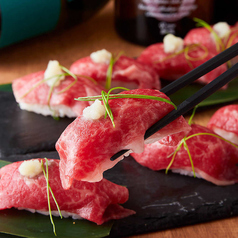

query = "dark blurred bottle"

[114,0,215,46]
[213,0,238,26]
[0,0,109,48]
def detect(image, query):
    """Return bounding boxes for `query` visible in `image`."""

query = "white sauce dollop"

[213,22,231,39]
[90,49,112,64]
[83,99,106,120]
[163,34,184,54]
[19,160,43,178]
[44,60,65,87]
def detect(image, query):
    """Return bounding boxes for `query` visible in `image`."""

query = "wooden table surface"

[0,1,238,237]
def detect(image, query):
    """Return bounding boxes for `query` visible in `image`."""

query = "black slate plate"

[1,151,238,238]
[2,90,238,237]
[105,157,238,237]
[0,92,74,158]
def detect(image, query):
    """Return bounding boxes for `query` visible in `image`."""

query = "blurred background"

[0,0,237,83]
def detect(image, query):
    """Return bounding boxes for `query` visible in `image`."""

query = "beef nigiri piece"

[70,49,161,90]
[184,21,238,65]
[132,124,238,186]
[137,34,227,87]
[225,23,238,65]
[184,27,218,54]
[183,23,226,54]
[0,158,135,225]
[207,105,238,145]
[56,88,191,189]
[184,22,237,51]
[12,60,105,118]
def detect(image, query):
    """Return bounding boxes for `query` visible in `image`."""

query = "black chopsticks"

[145,61,238,139]
[110,43,238,161]
[160,42,238,96]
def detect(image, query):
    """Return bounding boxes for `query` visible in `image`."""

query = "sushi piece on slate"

[184,22,238,51]
[224,22,238,65]
[184,21,238,65]
[184,22,231,54]
[0,158,135,225]
[132,124,238,186]
[137,34,227,87]
[207,105,238,145]
[12,60,105,118]
[56,88,191,189]
[70,49,161,90]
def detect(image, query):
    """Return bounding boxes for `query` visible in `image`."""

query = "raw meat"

[184,22,238,65]
[137,42,227,87]
[207,105,238,145]
[132,124,238,186]
[70,54,161,90]
[12,71,105,118]
[225,23,238,65]
[56,88,191,188]
[226,23,238,46]
[184,27,219,54]
[0,158,135,225]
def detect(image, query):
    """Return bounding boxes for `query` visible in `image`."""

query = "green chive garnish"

[193,17,225,52]
[166,106,238,177]
[41,158,62,236]
[20,64,97,118]
[76,87,177,128]
[105,52,123,90]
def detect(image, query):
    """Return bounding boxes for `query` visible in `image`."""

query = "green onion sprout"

[105,52,123,90]
[193,17,225,52]
[41,158,62,236]
[166,106,238,176]
[154,43,208,69]
[20,65,97,118]
[75,86,177,128]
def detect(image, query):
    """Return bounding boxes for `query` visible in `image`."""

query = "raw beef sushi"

[184,22,238,51]
[184,22,232,54]
[207,105,238,145]
[225,23,238,65]
[184,21,238,65]
[70,49,161,90]
[132,124,238,186]
[137,34,227,87]
[56,88,191,189]
[184,26,218,54]
[0,158,135,225]
[12,60,105,118]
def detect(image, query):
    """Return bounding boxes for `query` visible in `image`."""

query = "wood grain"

[0,1,238,237]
